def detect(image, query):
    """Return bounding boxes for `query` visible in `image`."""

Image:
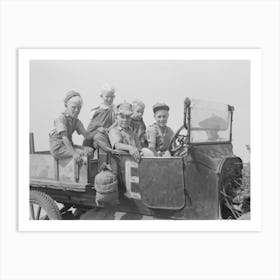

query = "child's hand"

[129,147,141,162]
[83,146,94,156]
[156,151,163,157]
[73,151,82,163]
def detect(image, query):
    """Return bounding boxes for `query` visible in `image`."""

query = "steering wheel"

[168,125,188,156]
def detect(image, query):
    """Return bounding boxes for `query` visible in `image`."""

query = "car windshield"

[189,99,231,143]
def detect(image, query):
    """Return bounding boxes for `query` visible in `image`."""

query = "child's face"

[154,110,169,128]
[132,105,144,120]
[101,92,115,106]
[66,99,81,118]
[117,113,131,129]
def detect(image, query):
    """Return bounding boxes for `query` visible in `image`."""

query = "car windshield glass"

[189,99,231,143]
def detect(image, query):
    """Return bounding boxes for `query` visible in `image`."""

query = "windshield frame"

[184,99,234,146]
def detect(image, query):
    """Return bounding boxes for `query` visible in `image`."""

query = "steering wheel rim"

[168,125,188,156]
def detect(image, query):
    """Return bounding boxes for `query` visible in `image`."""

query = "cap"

[100,84,115,96]
[117,102,133,116]
[64,90,82,106]
[153,102,170,114]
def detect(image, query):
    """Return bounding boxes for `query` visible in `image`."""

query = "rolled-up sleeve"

[109,128,123,148]
[146,126,157,147]
[54,115,67,134]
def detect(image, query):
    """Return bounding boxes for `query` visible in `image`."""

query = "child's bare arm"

[109,128,141,162]
[61,132,81,161]
[77,121,96,140]
[147,128,156,151]
[148,144,156,152]
[114,143,141,162]
[61,133,75,154]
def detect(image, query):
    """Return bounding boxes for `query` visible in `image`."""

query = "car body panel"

[139,157,186,210]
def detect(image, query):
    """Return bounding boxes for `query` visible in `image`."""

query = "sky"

[30,60,250,162]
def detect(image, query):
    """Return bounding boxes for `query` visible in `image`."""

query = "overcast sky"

[30,60,250,161]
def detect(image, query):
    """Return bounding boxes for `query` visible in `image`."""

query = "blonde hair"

[100,84,115,97]
[132,99,145,110]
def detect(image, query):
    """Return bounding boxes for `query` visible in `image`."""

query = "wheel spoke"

[30,204,35,220]
[36,206,42,220]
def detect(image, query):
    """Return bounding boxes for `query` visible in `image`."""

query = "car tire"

[30,190,62,220]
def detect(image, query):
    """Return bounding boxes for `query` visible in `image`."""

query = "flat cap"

[153,102,170,113]
[117,102,133,116]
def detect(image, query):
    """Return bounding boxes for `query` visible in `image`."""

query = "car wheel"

[30,190,62,220]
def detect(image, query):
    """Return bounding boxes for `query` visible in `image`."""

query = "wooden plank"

[30,154,55,180]
[30,153,88,184]
[30,178,87,192]
[57,157,88,184]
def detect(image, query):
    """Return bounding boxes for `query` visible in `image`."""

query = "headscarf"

[64,90,83,107]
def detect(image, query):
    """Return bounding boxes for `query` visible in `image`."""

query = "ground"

[61,207,155,220]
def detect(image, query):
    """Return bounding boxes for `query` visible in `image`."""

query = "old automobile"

[29,97,247,220]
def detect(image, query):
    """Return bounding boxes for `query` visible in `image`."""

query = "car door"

[138,157,186,210]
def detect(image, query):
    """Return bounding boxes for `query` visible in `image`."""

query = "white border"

[18,48,262,231]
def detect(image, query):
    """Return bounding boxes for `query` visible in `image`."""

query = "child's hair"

[100,84,115,97]
[64,90,83,107]
[132,99,145,110]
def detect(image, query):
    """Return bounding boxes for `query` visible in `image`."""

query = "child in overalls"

[146,102,174,156]
[83,84,117,147]
[130,99,148,148]
[49,90,93,162]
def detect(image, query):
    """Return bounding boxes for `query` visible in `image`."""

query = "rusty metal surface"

[181,159,220,219]
[188,143,234,171]
[139,157,185,209]
[170,144,240,219]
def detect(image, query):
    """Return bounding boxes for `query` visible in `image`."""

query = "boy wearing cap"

[83,84,117,147]
[109,102,142,162]
[49,90,94,162]
[131,99,148,148]
[147,102,174,156]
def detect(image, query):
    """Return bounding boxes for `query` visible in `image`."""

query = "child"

[146,102,174,156]
[109,102,142,162]
[130,99,148,148]
[49,90,93,162]
[83,84,117,147]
